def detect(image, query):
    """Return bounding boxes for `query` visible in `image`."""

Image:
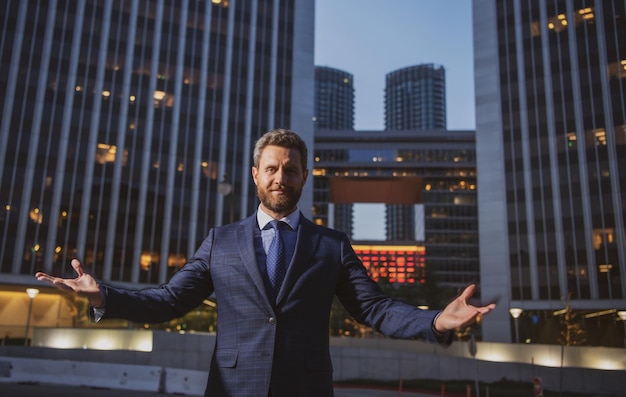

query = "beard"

[257,185,302,215]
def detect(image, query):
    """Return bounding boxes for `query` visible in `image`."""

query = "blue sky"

[314,0,475,131]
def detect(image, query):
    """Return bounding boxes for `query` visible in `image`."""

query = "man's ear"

[251,166,258,185]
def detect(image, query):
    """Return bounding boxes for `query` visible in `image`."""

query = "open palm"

[434,284,496,333]
[35,258,104,307]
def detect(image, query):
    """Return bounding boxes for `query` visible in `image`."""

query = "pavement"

[0,382,436,397]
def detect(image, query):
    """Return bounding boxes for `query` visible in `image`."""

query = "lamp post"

[509,308,523,344]
[24,288,40,346]
[617,310,626,348]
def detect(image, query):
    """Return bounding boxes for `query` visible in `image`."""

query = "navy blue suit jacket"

[102,213,447,397]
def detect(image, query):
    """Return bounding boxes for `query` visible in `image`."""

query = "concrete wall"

[1,330,625,395]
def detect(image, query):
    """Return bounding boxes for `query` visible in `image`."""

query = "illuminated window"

[353,245,425,284]
[566,132,576,148]
[29,208,43,224]
[592,228,614,250]
[578,7,594,20]
[593,129,606,146]
[541,7,594,36]
[95,143,128,166]
[598,263,613,273]
[140,252,158,271]
[168,254,186,268]
[201,161,217,179]
[153,90,166,100]
[153,90,174,108]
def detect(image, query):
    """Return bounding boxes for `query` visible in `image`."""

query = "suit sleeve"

[99,230,216,324]
[334,233,452,344]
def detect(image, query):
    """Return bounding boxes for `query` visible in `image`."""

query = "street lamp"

[509,308,523,344]
[24,288,40,346]
[617,310,626,348]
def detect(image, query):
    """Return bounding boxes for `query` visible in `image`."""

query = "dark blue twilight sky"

[314,0,475,131]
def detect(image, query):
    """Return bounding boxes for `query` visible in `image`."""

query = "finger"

[476,304,496,314]
[35,272,57,283]
[459,284,476,301]
[51,280,75,292]
[71,258,84,277]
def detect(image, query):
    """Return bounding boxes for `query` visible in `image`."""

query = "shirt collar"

[257,205,299,231]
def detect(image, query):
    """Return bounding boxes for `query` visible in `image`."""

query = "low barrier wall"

[0,329,624,395]
[0,356,163,391]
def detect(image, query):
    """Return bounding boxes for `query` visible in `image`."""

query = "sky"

[314,0,475,131]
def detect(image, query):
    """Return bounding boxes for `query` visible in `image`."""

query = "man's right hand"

[35,258,104,308]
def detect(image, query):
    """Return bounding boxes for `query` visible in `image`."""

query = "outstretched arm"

[35,258,104,308]
[434,284,496,333]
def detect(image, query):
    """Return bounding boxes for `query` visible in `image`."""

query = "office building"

[0,0,314,335]
[313,129,478,301]
[314,66,355,130]
[474,0,626,346]
[385,63,446,130]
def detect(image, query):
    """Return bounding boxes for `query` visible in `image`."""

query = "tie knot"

[270,220,287,232]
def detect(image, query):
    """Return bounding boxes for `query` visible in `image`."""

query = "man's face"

[252,145,308,219]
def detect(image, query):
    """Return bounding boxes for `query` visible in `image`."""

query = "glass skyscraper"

[314,66,354,130]
[0,0,314,289]
[385,63,447,131]
[474,0,626,346]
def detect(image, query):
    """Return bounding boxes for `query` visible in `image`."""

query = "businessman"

[36,128,495,397]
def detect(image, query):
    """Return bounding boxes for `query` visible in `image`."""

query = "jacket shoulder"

[300,216,348,241]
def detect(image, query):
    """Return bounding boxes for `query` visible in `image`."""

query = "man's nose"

[274,169,286,184]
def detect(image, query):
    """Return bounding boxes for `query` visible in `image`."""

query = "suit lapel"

[276,215,320,305]
[237,215,273,306]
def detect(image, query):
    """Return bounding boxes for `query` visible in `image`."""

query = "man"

[36,128,495,397]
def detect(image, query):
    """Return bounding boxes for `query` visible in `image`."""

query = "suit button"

[269,317,277,325]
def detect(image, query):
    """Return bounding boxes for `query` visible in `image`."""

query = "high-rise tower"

[0,0,314,289]
[474,0,626,346]
[385,63,446,130]
[314,66,355,130]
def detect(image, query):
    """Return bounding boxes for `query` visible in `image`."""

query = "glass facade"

[475,0,626,345]
[385,63,447,131]
[0,0,314,286]
[314,66,354,130]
